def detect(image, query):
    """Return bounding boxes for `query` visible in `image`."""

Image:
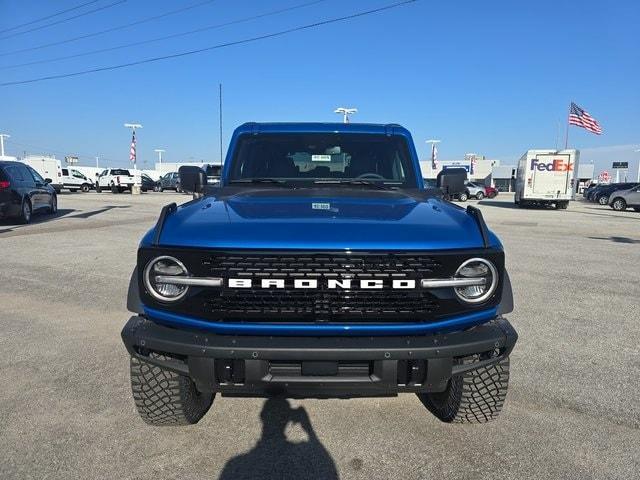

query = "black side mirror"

[179,166,207,194]
[44,178,53,184]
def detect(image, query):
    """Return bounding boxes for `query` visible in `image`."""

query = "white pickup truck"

[96,168,136,193]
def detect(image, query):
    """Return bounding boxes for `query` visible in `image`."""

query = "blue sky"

[1,0,639,175]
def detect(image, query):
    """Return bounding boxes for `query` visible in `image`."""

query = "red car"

[484,185,499,198]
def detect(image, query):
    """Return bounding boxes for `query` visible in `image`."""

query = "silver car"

[608,184,640,212]
[464,181,486,200]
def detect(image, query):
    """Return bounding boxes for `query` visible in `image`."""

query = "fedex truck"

[514,149,579,209]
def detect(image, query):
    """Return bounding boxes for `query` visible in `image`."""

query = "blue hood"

[149,189,499,251]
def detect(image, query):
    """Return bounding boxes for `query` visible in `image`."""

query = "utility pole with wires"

[334,107,357,124]
[0,133,10,157]
[124,123,142,192]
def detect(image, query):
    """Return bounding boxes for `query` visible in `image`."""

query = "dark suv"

[0,161,58,223]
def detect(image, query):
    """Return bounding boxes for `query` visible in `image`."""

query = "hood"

[152,189,496,251]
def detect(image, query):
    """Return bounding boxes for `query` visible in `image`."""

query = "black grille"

[139,249,504,324]
[204,289,439,322]
[203,254,441,280]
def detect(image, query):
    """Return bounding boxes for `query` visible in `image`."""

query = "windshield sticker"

[311,154,332,162]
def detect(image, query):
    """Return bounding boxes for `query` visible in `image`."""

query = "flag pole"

[564,103,571,150]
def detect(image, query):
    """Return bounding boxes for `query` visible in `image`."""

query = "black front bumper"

[121,316,517,398]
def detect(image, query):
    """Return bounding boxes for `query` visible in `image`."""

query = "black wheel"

[81,183,90,192]
[458,192,468,202]
[611,198,627,211]
[597,195,609,205]
[130,353,214,426]
[18,198,32,224]
[476,191,485,200]
[49,194,58,214]
[111,184,119,194]
[96,183,102,193]
[418,355,510,424]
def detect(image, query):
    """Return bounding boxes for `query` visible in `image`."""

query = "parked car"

[591,183,638,205]
[484,185,499,198]
[122,122,517,427]
[0,160,58,224]
[61,168,94,192]
[582,182,599,198]
[465,181,486,200]
[140,173,159,192]
[608,185,640,212]
[157,171,182,192]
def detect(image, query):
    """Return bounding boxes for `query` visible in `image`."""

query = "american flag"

[568,102,602,135]
[129,130,136,163]
[431,143,438,170]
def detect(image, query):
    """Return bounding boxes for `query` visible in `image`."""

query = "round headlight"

[454,258,498,304]
[143,256,189,302]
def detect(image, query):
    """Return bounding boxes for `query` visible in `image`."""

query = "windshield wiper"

[229,178,289,186]
[313,179,394,190]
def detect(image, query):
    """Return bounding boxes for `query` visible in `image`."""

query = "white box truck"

[515,149,579,209]
[20,155,63,192]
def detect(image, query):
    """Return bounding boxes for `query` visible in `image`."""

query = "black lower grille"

[204,289,439,322]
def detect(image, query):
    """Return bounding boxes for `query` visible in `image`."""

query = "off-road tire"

[418,355,510,424]
[130,353,214,426]
[611,198,627,211]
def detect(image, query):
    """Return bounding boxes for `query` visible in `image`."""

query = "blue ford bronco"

[122,122,517,426]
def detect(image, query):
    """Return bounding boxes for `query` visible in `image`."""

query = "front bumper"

[121,316,518,398]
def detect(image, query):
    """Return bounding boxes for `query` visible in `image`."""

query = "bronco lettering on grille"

[227,278,416,289]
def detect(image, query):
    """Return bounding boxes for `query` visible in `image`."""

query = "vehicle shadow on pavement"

[68,205,130,219]
[477,200,517,209]
[0,208,76,233]
[218,397,339,480]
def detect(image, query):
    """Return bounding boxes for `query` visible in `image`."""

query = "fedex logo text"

[530,158,573,172]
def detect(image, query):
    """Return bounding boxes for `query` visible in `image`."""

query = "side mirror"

[179,166,207,194]
[44,178,53,184]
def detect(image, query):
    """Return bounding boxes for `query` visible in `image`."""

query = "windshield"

[228,133,417,187]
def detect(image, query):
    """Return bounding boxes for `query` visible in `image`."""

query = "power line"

[0,0,128,41]
[0,0,101,34]
[2,0,329,69]
[0,0,216,57]
[1,0,418,87]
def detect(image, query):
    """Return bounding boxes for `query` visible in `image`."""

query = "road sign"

[598,171,611,182]
[612,162,628,169]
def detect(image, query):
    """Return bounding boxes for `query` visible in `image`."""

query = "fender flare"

[127,267,144,314]
[497,269,514,315]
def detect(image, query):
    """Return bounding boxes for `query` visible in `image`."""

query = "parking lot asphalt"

[1,191,638,480]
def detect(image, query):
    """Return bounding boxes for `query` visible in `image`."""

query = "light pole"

[154,149,165,165]
[635,149,640,182]
[334,107,357,124]
[425,139,441,176]
[0,133,10,157]
[124,123,143,190]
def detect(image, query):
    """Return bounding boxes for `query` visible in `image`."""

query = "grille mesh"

[199,253,442,322]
